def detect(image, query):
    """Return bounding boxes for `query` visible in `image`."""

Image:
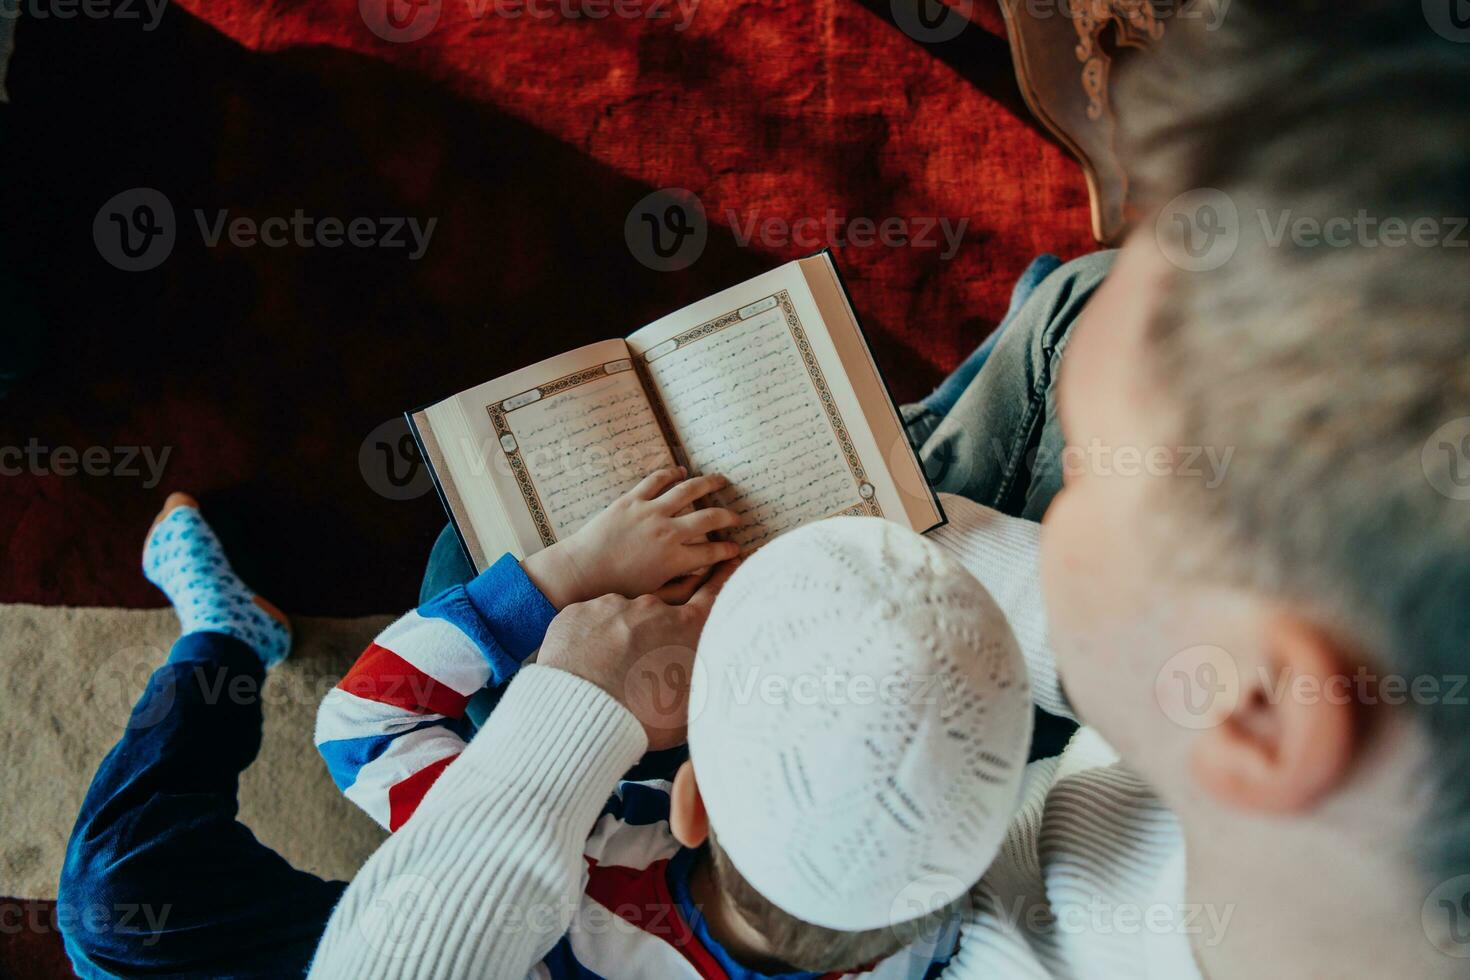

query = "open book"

[409,252,945,572]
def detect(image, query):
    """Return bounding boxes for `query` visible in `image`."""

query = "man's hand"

[522,467,742,608]
[538,560,739,749]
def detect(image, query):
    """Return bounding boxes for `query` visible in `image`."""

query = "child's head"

[672,517,1033,973]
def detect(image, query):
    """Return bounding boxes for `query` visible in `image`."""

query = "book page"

[798,253,942,533]
[627,261,925,551]
[420,339,675,567]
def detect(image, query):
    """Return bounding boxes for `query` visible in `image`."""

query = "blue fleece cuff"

[464,553,558,662]
[416,554,556,688]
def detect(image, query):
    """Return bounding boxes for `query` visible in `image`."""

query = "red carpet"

[0,2,1089,975]
[0,0,1091,617]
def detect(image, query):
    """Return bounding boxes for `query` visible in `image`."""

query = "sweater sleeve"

[314,554,558,830]
[308,665,648,979]
[925,493,1075,723]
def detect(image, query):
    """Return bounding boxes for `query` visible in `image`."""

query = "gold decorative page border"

[486,363,619,549]
[646,290,881,519]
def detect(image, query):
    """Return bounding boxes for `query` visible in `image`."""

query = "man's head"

[673,517,1033,972]
[1038,0,1470,921]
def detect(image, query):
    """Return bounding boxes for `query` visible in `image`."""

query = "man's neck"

[1178,719,1461,979]
[1184,817,1454,980]
[687,852,797,974]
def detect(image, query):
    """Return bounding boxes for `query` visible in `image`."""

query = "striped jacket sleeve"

[314,553,557,830]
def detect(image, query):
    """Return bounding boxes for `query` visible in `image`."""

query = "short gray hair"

[1119,3,1470,877]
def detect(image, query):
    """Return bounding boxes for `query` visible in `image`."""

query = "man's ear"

[669,761,709,848]
[1191,616,1358,813]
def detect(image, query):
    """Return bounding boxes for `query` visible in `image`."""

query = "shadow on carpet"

[0,5,1094,616]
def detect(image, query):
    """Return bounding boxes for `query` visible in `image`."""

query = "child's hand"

[522,467,741,608]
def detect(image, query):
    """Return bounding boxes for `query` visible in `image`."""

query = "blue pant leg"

[419,523,476,606]
[58,633,345,980]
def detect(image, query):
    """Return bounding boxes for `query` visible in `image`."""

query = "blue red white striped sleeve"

[314,553,557,830]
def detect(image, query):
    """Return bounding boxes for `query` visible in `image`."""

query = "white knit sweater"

[307,495,1201,979]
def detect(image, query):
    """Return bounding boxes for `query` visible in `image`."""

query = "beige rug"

[0,604,394,899]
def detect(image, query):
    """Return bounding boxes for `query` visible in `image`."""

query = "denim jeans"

[911,250,1115,521]
[59,251,1113,978]
[917,253,1063,421]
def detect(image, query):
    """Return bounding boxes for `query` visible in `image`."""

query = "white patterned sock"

[142,502,291,667]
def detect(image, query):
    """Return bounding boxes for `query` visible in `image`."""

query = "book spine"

[405,409,483,573]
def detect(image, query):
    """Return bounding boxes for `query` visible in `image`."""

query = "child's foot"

[143,493,292,668]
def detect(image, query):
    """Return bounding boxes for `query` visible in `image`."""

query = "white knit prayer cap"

[688,517,1033,932]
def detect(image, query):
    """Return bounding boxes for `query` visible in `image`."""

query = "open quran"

[409,252,945,572]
